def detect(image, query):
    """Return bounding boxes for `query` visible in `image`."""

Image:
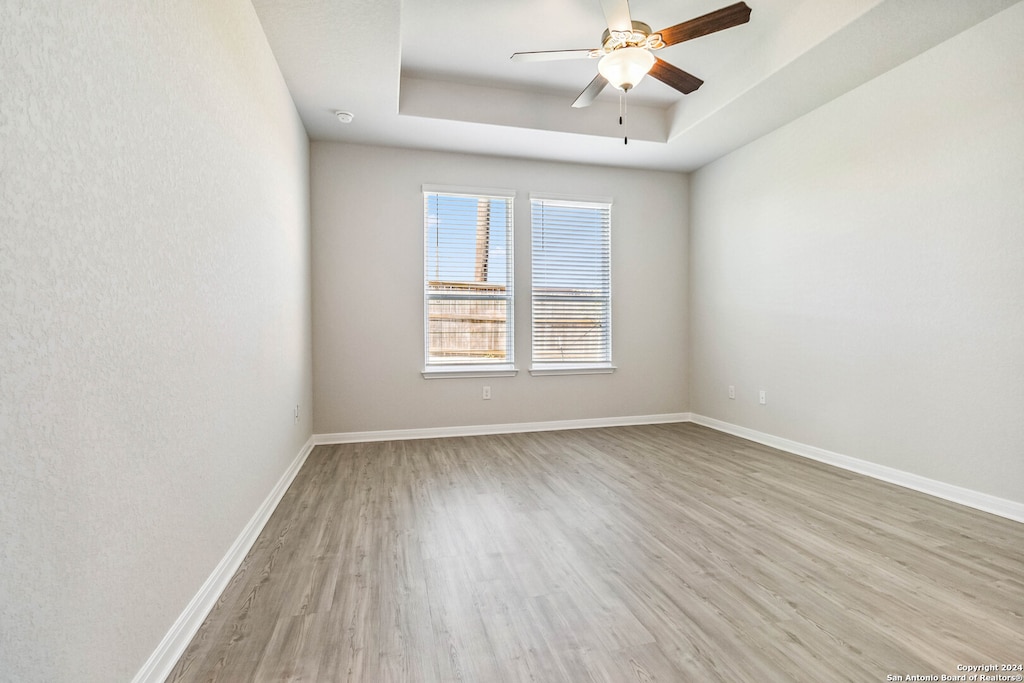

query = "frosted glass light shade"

[598,47,656,91]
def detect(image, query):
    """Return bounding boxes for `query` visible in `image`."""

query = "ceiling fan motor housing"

[597,21,665,54]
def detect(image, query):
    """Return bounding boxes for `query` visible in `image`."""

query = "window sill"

[529,364,616,376]
[422,365,519,379]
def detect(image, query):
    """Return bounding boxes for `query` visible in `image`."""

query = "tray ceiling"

[252,0,1020,171]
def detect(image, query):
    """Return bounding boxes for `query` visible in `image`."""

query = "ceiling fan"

[511,0,752,109]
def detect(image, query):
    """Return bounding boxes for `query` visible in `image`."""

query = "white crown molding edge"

[690,414,1024,524]
[313,412,693,445]
[131,436,316,683]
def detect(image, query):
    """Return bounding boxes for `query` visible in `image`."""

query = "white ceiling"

[251,0,1020,172]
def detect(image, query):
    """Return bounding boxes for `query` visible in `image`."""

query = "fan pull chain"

[619,91,628,145]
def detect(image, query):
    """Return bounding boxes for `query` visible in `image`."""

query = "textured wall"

[689,3,1024,504]
[311,144,689,434]
[0,3,312,681]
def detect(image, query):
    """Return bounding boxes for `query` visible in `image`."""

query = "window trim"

[528,364,616,377]
[422,365,518,379]
[529,193,614,375]
[422,185,517,377]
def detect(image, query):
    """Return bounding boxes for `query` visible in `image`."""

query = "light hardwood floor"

[168,423,1024,682]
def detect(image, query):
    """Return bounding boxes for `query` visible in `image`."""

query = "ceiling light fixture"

[597,46,655,91]
[596,46,655,145]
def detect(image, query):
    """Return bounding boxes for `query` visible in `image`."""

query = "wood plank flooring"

[167,423,1024,682]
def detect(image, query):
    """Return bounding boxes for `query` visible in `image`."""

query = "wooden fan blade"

[656,2,751,47]
[511,49,596,62]
[571,74,609,108]
[649,58,704,94]
[599,0,633,33]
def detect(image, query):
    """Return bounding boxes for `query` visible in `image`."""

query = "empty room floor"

[168,423,1024,682]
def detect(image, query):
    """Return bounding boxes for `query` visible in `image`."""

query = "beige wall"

[311,144,689,434]
[0,3,312,681]
[689,3,1024,504]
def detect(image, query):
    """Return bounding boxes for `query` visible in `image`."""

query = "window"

[530,194,613,374]
[423,186,515,377]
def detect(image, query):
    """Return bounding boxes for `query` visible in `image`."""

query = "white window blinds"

[531,195,612,369]
[423,186,514,368]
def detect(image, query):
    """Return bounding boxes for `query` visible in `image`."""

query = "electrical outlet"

[482,386,491,400]
[728,385,735,400]
[759,390,766,405]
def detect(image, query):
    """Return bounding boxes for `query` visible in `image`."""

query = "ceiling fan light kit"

[598,46,656,91]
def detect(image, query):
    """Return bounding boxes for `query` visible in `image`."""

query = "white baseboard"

[131,436,316,683]
[314,412,693,445]
[690,414,1024,524]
